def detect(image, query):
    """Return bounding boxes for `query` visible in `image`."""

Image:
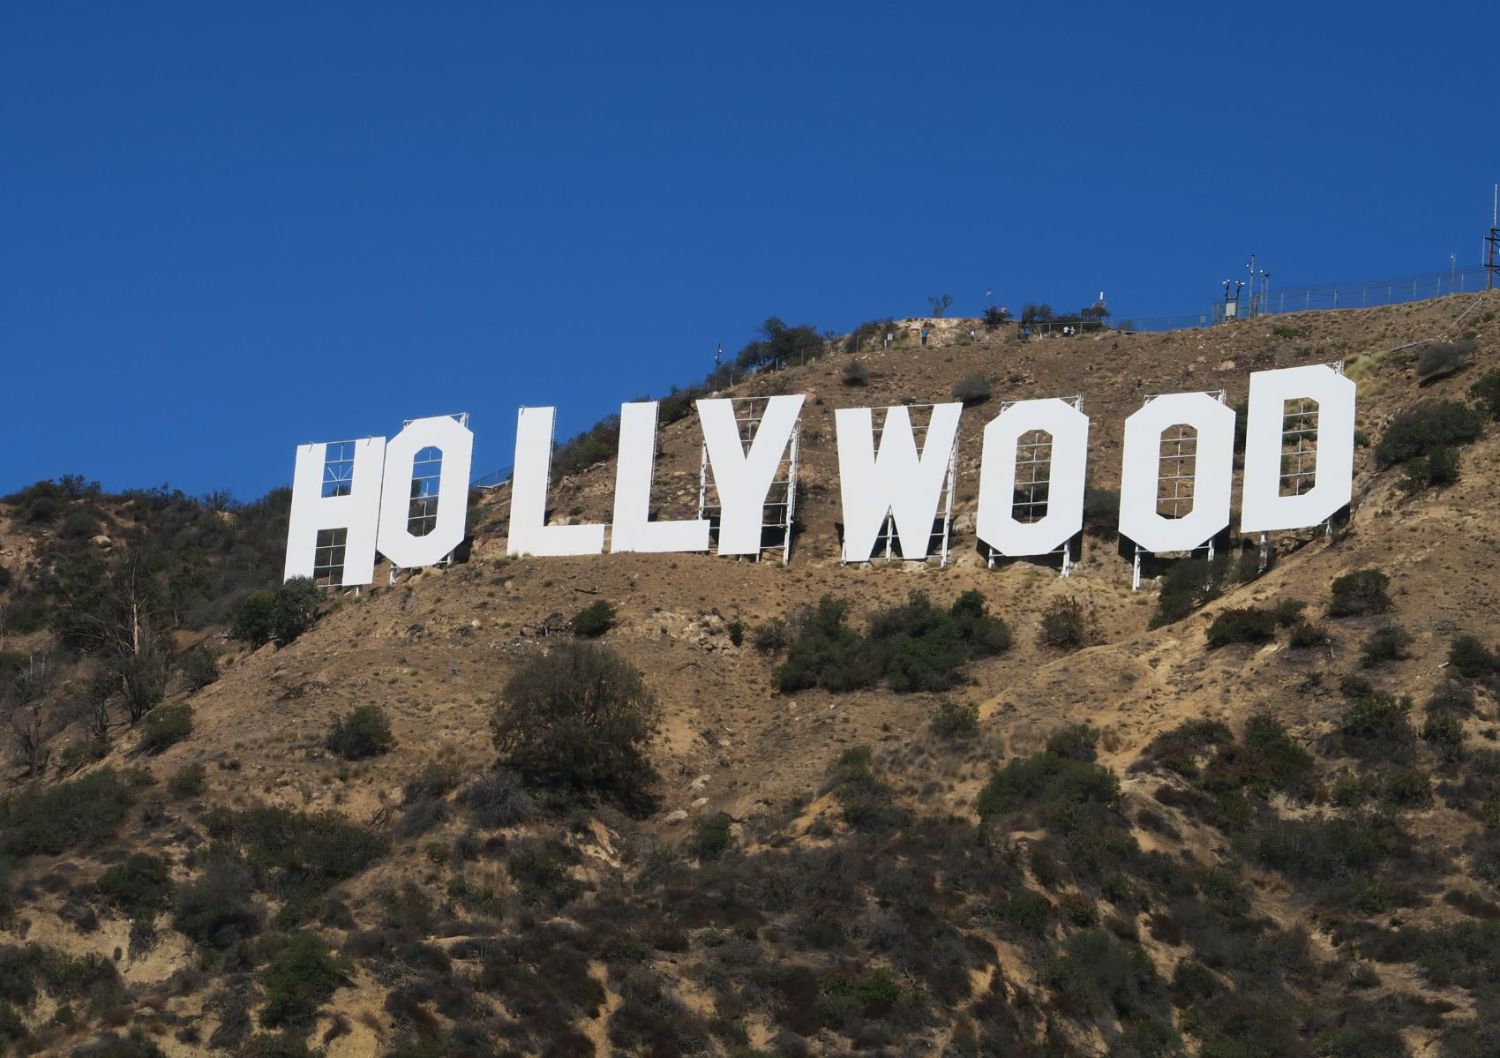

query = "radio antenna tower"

[1487,183,1499,291]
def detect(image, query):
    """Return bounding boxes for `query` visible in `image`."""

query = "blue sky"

[3,1,1496,499]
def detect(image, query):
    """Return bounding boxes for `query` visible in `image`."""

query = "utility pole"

[1246,255,1257,316]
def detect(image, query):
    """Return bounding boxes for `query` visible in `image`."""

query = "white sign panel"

[281,366,1358,586]
[1241,364,1355,533]
[376,415,474,569]
[1118,392,1235,554]
[698,395,804,556]
[975,398,1090,557]
[610,402,711,553]
[507,406,606,557]
[835,403,961,562]
[283,437,385,587]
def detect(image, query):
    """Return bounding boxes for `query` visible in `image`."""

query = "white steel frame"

[696,396,802,564]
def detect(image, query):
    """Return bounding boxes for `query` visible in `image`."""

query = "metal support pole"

[939,436,957,568]
[782,422,800,567]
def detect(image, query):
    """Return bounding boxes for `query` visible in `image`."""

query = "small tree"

[928,294,953,318]
[491,641,660,812]
[232,578,321,648]
[982,306,1011,329]
[325,705,394,760]
[568,600,615,638]
[1039,597,1095,651]
[1328,569,1392,617]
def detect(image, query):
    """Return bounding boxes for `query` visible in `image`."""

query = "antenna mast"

[1488,184,1499,291]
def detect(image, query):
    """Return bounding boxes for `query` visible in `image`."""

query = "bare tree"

[61,555,169,722]
[14,703,50,776]
[928,294,953,318]
[9,655,52,776]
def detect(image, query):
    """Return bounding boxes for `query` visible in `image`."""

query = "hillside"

[3,292,1500,1058]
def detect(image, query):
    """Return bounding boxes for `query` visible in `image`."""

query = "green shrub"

[827,746,901,832]
[751,618,789,654]
[995,889,1051,936]
[1360,625,1413,667]
[457,769,535,828]
[172,850,260,948]
[772,597,878,693]
[1253,814,1390,881]
[260,932,348,1028]
[841,362,869,387]
[1381,766,1432,807]
[977,744,1118,821]
[506,837,584,909]
[868,590,1012,692]
[168,763,207,798]
[1150,555,1240,627]
[1272,598,1307,627]
[139,702,192,753]
[1206,608,1277,648]
[325,705,394,760]
[928,699,979,740]
[1416,339,1476,382]
[231,578,321,647]
[775,591,1009,694]
[1421,711,1466,762]
[689,812,733,861]
[1288,619,1330,649]
[1141,718,1233,778]
[1374,400,1485,468]
[1202,712,1315,797]
[1043,929,1163,1019]
[1046,723,1099,762]
[1341,692,1415,749]
[816,968,900,1025]
[568,599,615,637]
[1449,635,1497,679]
[491,641,659,812]
[229,807,388,925]
[1328,569,1392,617]
[1470,368,1500,419]
[952,373,992,406]
[179,646,219,689]
[1039,596,1094,650]
[401,762,461,804]
[1401,445,1462,491]
[0,770,135,857]
[97,853,173,916]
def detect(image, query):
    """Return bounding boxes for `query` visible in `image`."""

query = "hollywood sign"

[282,364,1354,587]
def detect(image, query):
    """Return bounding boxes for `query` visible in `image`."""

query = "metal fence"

[1115,265,1494,333]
